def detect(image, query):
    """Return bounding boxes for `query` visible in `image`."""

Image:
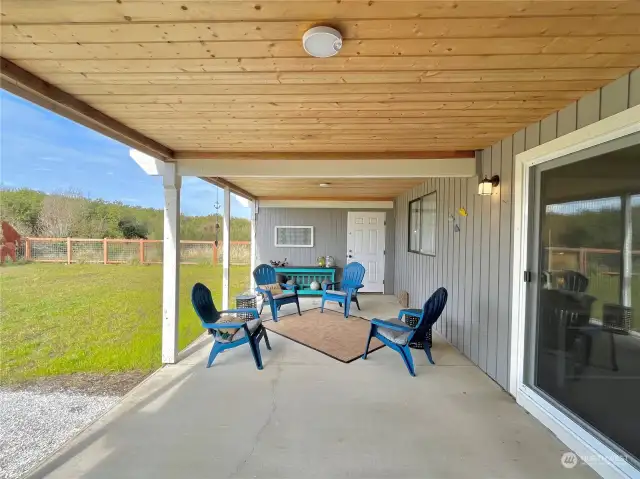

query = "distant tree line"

[0,188,250,241]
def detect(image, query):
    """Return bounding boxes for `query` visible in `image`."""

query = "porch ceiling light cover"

[302,26,343,58]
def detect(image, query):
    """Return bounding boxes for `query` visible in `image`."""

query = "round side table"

[235,294,257,319]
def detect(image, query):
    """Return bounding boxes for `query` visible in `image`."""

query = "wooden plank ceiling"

[225,177,428,200]
[1,1,640,157]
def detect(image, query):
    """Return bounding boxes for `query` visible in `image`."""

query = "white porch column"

[250,200,257,289]
[621,193,633,307]
[222,186,231,310]
[162,163,181,364]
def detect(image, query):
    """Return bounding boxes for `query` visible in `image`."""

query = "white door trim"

[510,105,640,478]
[347,211,386,293]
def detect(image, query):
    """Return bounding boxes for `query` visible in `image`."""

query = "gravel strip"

[0,388,119,479]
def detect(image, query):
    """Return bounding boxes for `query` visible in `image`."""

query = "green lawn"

[0,263,250,384]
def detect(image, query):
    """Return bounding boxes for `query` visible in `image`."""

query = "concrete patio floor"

[30,296,598,479]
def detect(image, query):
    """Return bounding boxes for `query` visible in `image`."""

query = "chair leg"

[424,343,435,365]
[263,328,272,350]
[354,296,361,311]
[269,300,278,322]
[400,346,416,377]
[320,296,325,313]
[207,341,223,368]
[296,297,301,316]
[362,326,375,359]
[249,338,263,370]
[344,295,352,318]
[259,300,264,315]
[338,302,343,307]
[609,331,619,372]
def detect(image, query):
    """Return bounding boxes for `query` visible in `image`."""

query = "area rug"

[264,308,384,363]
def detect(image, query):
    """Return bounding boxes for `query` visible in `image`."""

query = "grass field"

[0,263,250,384]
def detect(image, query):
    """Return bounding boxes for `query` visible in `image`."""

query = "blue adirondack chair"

[253,264,301,322]
[363,287,448,376]
[191,282,270,370]
[320,262,366,318]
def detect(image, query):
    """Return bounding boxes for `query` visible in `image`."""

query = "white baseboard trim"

[516,385,638,479]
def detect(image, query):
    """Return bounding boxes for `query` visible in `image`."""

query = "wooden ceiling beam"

[174,151,474,161]
[0,57,173,160]
[201,177,256,201]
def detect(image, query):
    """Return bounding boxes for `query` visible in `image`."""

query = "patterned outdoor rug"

[264,308,384,363]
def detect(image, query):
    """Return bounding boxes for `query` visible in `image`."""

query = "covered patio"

[2,1,640,477]
[28,296,595,479]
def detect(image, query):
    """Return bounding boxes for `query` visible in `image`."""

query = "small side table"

[404,311,433,349]
[235,294,257,319]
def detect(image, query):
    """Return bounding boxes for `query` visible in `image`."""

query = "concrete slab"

[30,296,598,479]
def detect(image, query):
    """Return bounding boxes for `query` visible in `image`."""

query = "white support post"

[621,193,633,308]
[222,186,231,310]
[162,163,181,364]
[250,200,257,290]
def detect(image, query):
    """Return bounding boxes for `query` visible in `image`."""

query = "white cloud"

[233,193,250,208]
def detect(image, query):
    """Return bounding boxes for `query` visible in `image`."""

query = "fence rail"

[16,237,250,265]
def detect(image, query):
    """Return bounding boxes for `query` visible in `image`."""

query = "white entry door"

[346,212,386,293]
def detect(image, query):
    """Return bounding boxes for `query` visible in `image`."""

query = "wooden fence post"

[67,237,72,264]
[103,238,108,264]
[25,238,31,260]
[139,239,145,264]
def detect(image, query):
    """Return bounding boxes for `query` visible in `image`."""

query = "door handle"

[347,255,353,258]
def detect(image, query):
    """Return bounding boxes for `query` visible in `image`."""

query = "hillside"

[0,188,250,241]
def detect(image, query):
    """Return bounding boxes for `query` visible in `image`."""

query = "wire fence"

[15,238,251,265]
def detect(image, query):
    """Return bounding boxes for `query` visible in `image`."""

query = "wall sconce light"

[478,175,500,196]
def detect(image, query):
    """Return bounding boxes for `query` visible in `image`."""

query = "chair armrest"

[398,309,422,320]
[219,308,259,319]
[201,321,246,330]
[256,287,273,300]
[322,281,341,291]
[371,318,414,332]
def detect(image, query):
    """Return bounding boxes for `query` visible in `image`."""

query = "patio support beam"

[621,193,633,308]
[162,163,181,364]
[222,186,231,310]
[201,176,256,201]
[0,57,173,161]
[250,200,257,289]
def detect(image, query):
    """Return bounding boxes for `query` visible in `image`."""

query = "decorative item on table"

[286,278,297,286]
[321,278,331,289]
[269,257,289,268]
[317,256,326,267]
[325,255,336,267]
[310,280,321,290]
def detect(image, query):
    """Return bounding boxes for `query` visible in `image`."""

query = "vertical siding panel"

[471,156,483,365]
[600,74,630,119]
[442,178,450,338]
[540,113,558,145]
[458,178,466,352]
[448,177,455,342]
[452,179,460,348]
[630,69,640,107]
[428,179,435,296]
[556,103,577,137]
[487,143,502,380]
[464,177,475,358]
[438,177,446,334]
[525,122,541,150]
[497,135,514,387]
[577,89,601,129]
[478,147,492,371]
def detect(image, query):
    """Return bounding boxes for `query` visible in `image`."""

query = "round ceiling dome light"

[302,26,343,58]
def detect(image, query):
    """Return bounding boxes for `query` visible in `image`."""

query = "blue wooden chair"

[320,262,365,318]
[253,264,301,322]
[191,282,270,370]
[363,287,448,376]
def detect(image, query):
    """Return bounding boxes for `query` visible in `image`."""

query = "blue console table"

[274,266,337,296]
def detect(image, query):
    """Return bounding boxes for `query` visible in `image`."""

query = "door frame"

[347,211,386,293]
[510,105,640,479]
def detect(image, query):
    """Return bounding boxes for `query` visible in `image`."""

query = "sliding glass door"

[527,142,640,464]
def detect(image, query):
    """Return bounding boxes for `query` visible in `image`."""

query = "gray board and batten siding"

[393,69,640,391]
[255,207,395,295]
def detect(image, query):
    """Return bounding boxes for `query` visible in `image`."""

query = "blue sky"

[0,91,250,218]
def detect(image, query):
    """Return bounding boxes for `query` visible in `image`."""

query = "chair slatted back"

[342,262,365,291]
[411,287,448,342]
[253,264,276,286]
[559,270,589,293]
[191,282,222,327]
